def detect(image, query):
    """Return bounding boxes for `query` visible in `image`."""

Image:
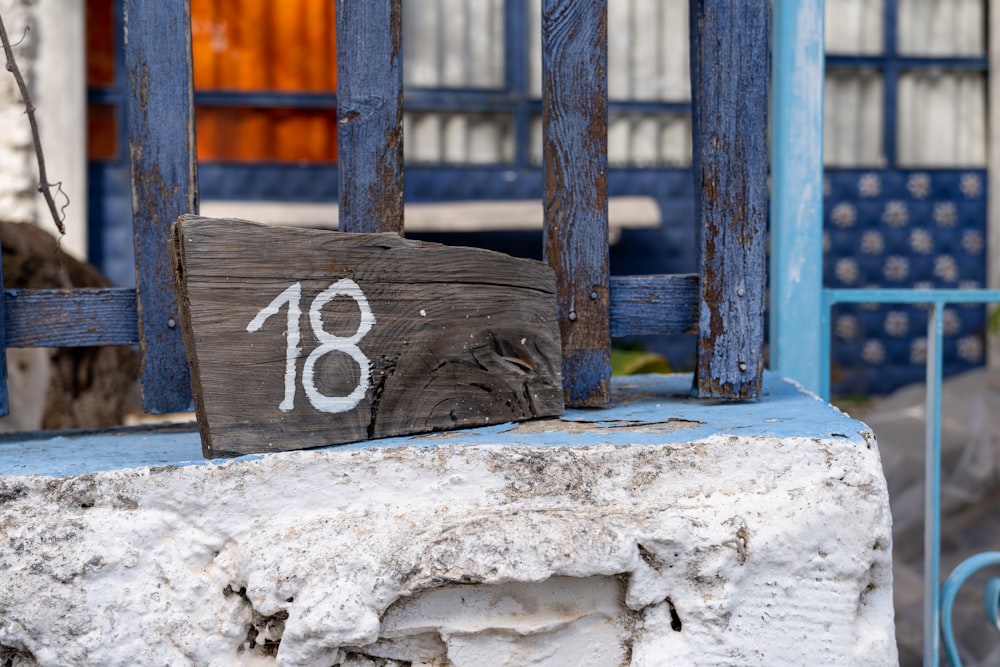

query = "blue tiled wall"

[824,170,987,395]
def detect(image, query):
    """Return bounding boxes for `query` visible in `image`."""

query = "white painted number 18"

[246,279,375,413]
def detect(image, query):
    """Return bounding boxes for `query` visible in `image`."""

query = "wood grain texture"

[124,0,198,413]
[542,0,611,407]
[609,275,699,337]
[336,0,404,234]
[690,0,769,399]
[3,289,139,347]
[171,217,564,457]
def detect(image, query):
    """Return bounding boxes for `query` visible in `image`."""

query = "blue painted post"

[336,0,404,234]
[925,301,944,666]
[541,0,610,407]
[690,0,770,399]
[770,0,826,395]
[123,0,197,413]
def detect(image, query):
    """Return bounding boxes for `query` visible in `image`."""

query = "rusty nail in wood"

[737,288,746,297]
[738,361,747,372]
[590,291,599,300]
[568,311,578,321]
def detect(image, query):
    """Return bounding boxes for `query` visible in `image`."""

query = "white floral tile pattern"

[957,335,983,363]
[861,339,886,365]
[933,255,958,283]
[882,200,909,227]
[961,230,984,254]
[858,172,881,198]
[908,229,933,254]
[835,314,860,341]
[883,256,910,282]
[884,310,909,337]
[835,258,859,285]
[906,172,931,199]
[824,171,987,395]
[831,202,857,228]
[860,230,884,255]
[960,173,982,199]
[933,202,958,227]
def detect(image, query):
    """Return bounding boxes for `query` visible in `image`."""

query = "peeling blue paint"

[0,373,870,478]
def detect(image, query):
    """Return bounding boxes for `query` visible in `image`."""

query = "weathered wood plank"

[336,0,404,234]
[609,275,699,337]
[542,0,611,407]
[124,0,198,412]
[0,277,695,350]
[3,289,139,347]
[171,217,564,457]
[690,0,769,399]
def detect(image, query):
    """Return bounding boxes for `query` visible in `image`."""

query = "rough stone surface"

[0,412,896,665]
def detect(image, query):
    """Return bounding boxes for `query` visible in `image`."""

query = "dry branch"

[0,13,66,236]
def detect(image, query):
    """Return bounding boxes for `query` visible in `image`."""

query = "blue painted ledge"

[0,373,870,478]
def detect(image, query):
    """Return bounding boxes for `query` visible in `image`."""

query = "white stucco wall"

[0,0,86,257]
[0,0,38,226]
[0,376,897,667]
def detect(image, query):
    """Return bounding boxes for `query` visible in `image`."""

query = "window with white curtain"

[403,0,693,167]
[400,0,988,170]
[824,0,987,168]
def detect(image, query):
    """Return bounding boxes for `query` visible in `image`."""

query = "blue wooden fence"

[5,8,766,408]
[0,0,767,412]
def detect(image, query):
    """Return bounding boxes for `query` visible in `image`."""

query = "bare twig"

[0,13,66,236]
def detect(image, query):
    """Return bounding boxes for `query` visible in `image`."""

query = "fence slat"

[336,0,404,234]
[690,0,769,399]
[542,0,610,407]
[123,0,197,413]
[4,289,139,348]
[609,275,698,337]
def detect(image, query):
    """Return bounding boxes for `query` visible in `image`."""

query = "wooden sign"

[170,216,565,457]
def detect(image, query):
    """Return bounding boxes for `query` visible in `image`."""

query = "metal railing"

[770,2,1000,663]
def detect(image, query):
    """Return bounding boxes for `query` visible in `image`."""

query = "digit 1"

[246,282,303,411]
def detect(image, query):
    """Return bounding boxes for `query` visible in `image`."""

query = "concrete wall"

[0,375,897,666]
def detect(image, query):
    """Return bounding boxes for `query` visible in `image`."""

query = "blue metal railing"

[772,1,1000,664]
[822,289,1000,666]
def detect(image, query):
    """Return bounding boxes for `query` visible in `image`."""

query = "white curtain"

[402,0,508,163]
[897,0,985,56]
[824,0,986,167]
[826,0,884,54]
[824,70,885,167]
[401,0,987,169]
[897,72,987,167]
